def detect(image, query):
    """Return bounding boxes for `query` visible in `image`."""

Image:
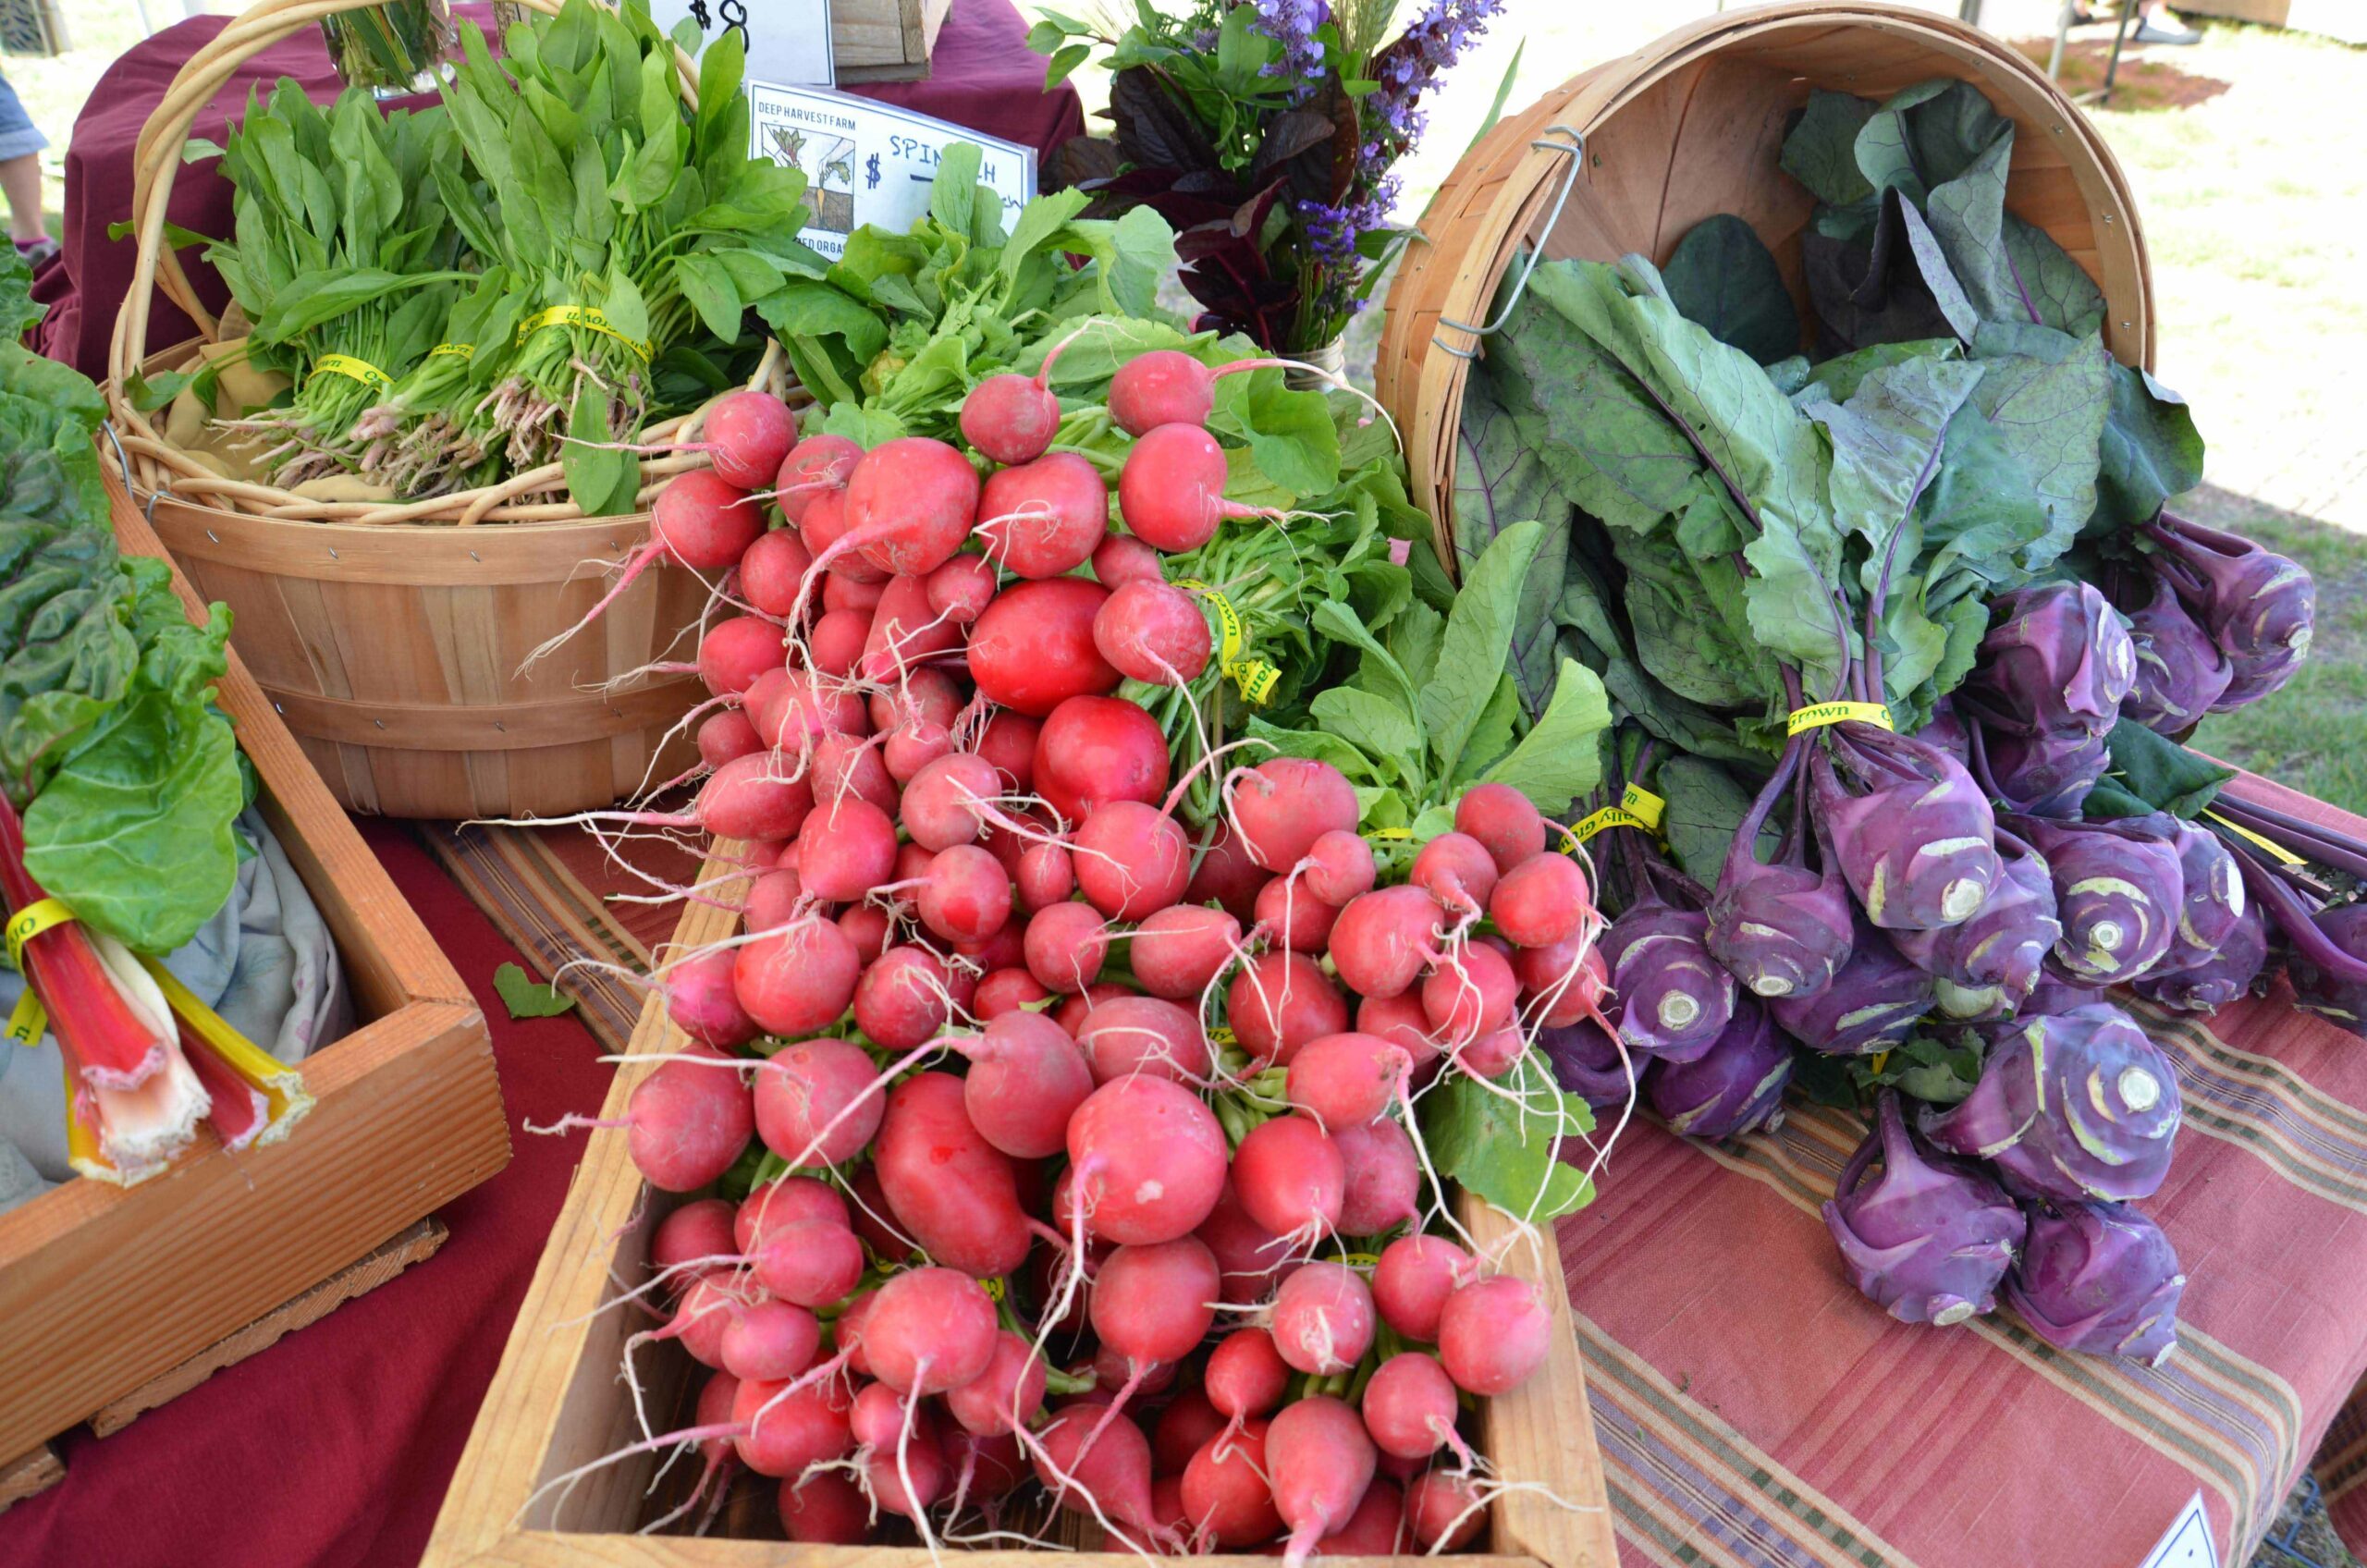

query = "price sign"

[651,0,832,89]
[745,85,1037,261]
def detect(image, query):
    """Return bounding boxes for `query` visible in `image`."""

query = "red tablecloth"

[0,824,609,1568]
[34,0,1086,384]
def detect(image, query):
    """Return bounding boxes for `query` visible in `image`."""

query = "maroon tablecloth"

[35,0,1085,384]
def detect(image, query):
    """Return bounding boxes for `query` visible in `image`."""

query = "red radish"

[866,1424,950,1521]
[852,947,956,1050]
[693,389,796,489]
[875,1072,1033,1279]
[720,1298,822,1381]
[1152,1388,1228,1477]
[529,469,762,664]
[1229,758,1360,871]
[974,965,1051,1018]
[974,708,1041,789]
[1107,349,1298,437]
[1188,823,1271,925]
[864,1266,1000,1394]
[1091,1344,1176,1399]
[1093,532,1165,589]
[1033,694,1171,824]
[1298,829,1376,905]
[856,573,963,683]
[1333,1115,1419,1234]
[1119,423,1262,553]
[962,1010,1095,1158]
[1067,1075,1229,1244]
[1438,1274,1552,1395]
[1355,990,1441,1078]
[743,870,802,934]
[1034,1401,1160,1540]
[804,608,866,678]
[663,949,760,1047]
[821,569,885,610]
[883,718,954,783]
[900,751,1001,851]
[1361,1351,1466,1461]
[778,1470,867,1544]
[752,1038,879,1167]
[946,1329,1051,1437]
[1127,904,1244,1001]
[737,527,812,618]
[1422,941,1519,1044]
[1458,1025,1527,1078]
[696,707,763,769]
[1411,830,1501,915]
[800,487,887,584]
[1371,1234,1477,1342]
[1269,1260,1376,1377]
[1073,801,1193,919]
[653,1274,750,1369]
[1231,1114,1344,1240]
[1405,1471,1486,1550]
[1491,850,1593,948]
[1196,1178,1300,1302]
[775,433,863,525]
[1319,1478,1408,1554]
[970,578,1122,716]
[651,1197,736,1291]
[1328,885,1444,999]
[1183,1419,1283,1547]
[1076,994,1211,1084]
[1092,1237,1220,1403]
[1094,580,1213,685]
[750,1220,865,1307]
[1016,839,1075,912]
[1256,873,1340,953]
[1286,1032,1412,1128]
[1207,1327,1291,1424]
[670,1371,743,1528]
[977,452,1110,579]
[1227,949,1348,1066]
[732,1373,854,1477]
[948,1428,1029,1501]
[835,436,982,578]
[737,1175,847,1251]
[926,553,998,623]
[1025,899,1110,993]
[1152,1474,1189,1539]
[620,1047,754,1192]
[1456,780,1548,872]
[748,667,866,753]
[874,670,961,735]
[796,798,899,901]
[836,902,892,959]
[1266,1395,1378,1564]
[836,1286,881,1374]
[961,369,1063,465]
[914,844,1013,946]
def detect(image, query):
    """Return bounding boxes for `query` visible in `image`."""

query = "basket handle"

[106,0,702,393]
[1429,125,1586,362]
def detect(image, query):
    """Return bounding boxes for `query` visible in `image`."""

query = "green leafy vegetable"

[1417,1049,1598,1221]
[494,961,580,1019]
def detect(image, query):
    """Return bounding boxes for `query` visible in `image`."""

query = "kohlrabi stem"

[2210,794,2367,882]
[1964,723,2009,802]
[2222,835,2367,984]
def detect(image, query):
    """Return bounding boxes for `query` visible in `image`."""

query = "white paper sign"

[651,0,833,89]
[744,83,1039,261]
[2137,1492,2219,1568]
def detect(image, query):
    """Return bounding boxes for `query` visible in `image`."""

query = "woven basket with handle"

[1375,0,2155,573]
[100,0,798,818]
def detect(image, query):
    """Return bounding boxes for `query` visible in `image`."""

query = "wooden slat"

[0,1444,64,1515]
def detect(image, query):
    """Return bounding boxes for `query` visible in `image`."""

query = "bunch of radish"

[521,352,1609,1551]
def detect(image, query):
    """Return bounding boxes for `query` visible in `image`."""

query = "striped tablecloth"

[432,777,2367,1568]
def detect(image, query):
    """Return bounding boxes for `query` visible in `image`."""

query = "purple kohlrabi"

[1913,700,1972,766]
[1974,724,2108,819]
[2119,569,2232,733]
[1601,896,1735,1063]
[2006,1200,2186,1364]
[1956,581,2137,739]
[1706,738,1853,1001]
[1646,998,1792,1140]
[1920,1000,2182,1203]
[1822,1092,2027,1326]
[1539,1019,1641,1110]
[2009,814,2185,986]
[1810,724,2001,931]
[2154,817,2247,976]
[1893,827,2061,1020]
[2147,514,2314,709]
[2134,900,2268,1014]
[1769,909,1935,1056]
[2289,903,2367,1038]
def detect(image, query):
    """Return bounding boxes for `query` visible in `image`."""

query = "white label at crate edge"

[743,84,1038,263]
[2137,1492,2217,1568]
[648,0,833,88]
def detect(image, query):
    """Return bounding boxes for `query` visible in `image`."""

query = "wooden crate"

[423,845,1619,1568]
[833,0,955,82]
[0,467,509,1473]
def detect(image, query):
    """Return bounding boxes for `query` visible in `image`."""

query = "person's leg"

[2130,0,2203,44]
[0,69,48,248]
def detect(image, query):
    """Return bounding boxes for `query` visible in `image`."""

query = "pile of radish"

[523,350,1611,1552]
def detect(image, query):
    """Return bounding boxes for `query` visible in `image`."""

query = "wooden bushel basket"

[420,852,1622,1567]
[1375,0,2155,569]
[101,0,787,819]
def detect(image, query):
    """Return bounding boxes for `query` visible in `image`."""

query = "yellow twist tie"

[6,989,44,1047]
[1568,808,1654,847]
[6,897,75,970]
[2204,810,2305,867]
[428,341,476,361]
[520,304,654,363]
[1174,578,1278,707]
[1787,700,1893,736]
[1620,784,1667,831]
[311,352,392,391]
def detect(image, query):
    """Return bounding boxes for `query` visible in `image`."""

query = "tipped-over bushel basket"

[100,0,778,819]
[1375,0,2155,570]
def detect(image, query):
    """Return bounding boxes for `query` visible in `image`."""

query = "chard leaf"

[1421,521,1542,781]
[1661,214,1800,365]
[1417,1049,1597,1221]
[1479,658,1611,815]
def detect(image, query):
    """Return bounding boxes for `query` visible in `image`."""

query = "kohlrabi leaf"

[1657,753,1779,887]
[2088,362,2204,534]
[1660,214,1801,365]
[1965,321,2112,545]
[1781,89,1879,208]
[2091,717,2233,820]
